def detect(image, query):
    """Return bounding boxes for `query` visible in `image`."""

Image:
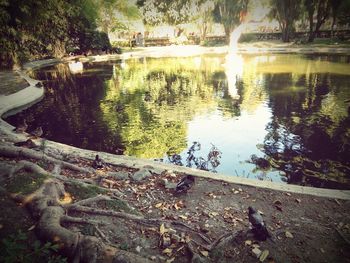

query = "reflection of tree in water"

[167,142,222,173]
[263,72,350,189]
[99,56,238,159]
[7,63,126,153]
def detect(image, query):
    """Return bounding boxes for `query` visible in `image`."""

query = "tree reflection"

[263,70,350,188]
[99,56,238,158]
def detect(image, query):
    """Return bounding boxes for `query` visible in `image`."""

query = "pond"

[5,53,350,189]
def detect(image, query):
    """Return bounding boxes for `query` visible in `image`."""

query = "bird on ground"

[92,154,104,169]
[13,119,28,133]
[248,206,271,241]
[175,175,195,194]
[35,81,43,88]
[14,139,37,149]
[30,126,43,138]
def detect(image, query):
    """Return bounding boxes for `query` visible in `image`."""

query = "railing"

[141,29,350,47]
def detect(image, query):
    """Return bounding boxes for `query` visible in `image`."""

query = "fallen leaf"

[174,203,181,210]
[59,192,72,204]
[259,250,269,262]
[285,231,294,238]
[160,223,167,235]
[179,215,188,220]
[245,240,252,246]
[200,250,209,257]
[162,248,172,255]
[252,247,262,258]
[185,235,191,243]
[28,225,35,231]
[295,198,301,203]
[155,202,163,208]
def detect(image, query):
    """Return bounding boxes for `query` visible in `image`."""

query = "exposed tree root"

[0,145,151,262]
[0,144,93,174]
[0,143,247,262]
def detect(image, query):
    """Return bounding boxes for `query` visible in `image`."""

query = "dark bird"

[92,154,104,169]
[30,126,43,138]
[14,139,37,149]
[248,206,270,241]
[13,119,28,133]
[175,175,195,194]
[35,81,43,88]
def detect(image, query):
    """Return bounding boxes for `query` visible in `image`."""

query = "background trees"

[212,0,249,43]
[0,0,139,69]
[268,0,302,42]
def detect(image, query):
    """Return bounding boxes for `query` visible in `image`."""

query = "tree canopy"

[0,0,139,69]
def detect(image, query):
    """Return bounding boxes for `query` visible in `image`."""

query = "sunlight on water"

[68,61,83,74]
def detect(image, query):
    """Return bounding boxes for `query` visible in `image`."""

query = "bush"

[112,40,131,48]
[239,33,256,43]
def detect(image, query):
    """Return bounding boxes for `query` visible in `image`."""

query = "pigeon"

[14,139,37,149]
[248,206,270,241]
[175,175,195,194]
[13,119,28,133]
[30,126,43,138]
[35,81,43,88]
[92,154,104,169]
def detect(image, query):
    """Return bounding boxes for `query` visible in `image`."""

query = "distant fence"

[141,30,350,47]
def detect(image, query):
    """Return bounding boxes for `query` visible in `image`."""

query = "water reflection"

[6,54,350,189]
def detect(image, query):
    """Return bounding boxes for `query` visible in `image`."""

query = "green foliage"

[0,230,67,263]
[5,172,47,195]
[268,0,302,42]
[137,0,199,25]
[213,0,249,41]
[112,40,130,47]
[64,182,106,200]
[0,0,138,68]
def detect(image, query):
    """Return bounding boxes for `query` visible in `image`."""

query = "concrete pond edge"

[0,49,349,200]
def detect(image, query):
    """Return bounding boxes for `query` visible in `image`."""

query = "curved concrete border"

[1,48,350,200]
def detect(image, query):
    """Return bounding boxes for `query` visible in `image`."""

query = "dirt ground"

[1,153,349,263]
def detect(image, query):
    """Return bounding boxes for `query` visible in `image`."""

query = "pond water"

[5,53,350,189]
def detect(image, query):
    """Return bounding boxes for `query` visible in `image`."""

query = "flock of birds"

[92,154,271,241]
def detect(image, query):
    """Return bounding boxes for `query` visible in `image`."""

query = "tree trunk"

[308,11,315,42]
[331,17,336,39]
[224,26,231,44]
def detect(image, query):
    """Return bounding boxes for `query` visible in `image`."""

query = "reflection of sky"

[179,103,284,183]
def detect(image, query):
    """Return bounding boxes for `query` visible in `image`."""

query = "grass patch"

[5,171,48,195]
[80,224,96,236]
[64,182,106,201]
[0,191,34,238]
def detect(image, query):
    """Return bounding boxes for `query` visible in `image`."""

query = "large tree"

[269,0,301,42]
[213,0,249,43]
[329,0,347,38]
[268,0,302,42]
[304,0,331,42]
